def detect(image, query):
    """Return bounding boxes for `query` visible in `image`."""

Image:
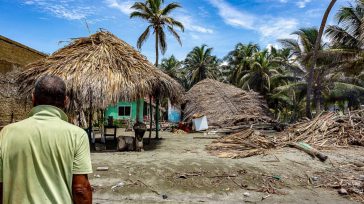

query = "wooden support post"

[156,97,160,139]
[148,96,153,143]
[88,89,95,151]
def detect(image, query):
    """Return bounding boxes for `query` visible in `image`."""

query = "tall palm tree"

[130,0,184,65]
[326,0,364,75]
[326,0,364,50]
[280,27,329,115]
[130,0,184,139]
[184,45,220,88]
[306,0,337,118]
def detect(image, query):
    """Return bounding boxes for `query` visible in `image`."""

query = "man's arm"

[72,174,92,204]
[0,182,3,204]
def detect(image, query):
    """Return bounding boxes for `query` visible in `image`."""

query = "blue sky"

[0,0,348,62]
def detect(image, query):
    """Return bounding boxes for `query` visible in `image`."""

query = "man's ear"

[32,93,36,107]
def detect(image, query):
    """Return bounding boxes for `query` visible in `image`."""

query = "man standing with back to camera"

[0,75,92,204]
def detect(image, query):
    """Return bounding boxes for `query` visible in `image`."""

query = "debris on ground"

[288,142,328,162]
[183,79,272,128]
[207,110,364,159]
[206,110,364,202]
[96,166,109,171]
[280,110,364,147]
[206,129,276,158]
[172,129,188,135]
[111,181,125,191]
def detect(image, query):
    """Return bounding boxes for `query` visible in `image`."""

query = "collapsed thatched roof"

[18,31,183,110]
[183,79,272,127]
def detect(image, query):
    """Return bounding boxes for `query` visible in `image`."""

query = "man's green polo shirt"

[0,105,93,204]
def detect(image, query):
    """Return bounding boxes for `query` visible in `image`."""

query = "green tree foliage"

[184,45,221,88]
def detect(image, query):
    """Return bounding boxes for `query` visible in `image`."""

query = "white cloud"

[258,18,298,39]
[175,14,214,34]
[208,0,255,29]
[208,0,298,42]
[22,0,94,20]
[105,0,135,15]
[297,0,311,8]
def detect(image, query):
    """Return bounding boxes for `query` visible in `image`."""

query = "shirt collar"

[28,105,68,122]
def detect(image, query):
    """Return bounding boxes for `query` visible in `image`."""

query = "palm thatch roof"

[18,31,183,110]
[183,79,272,128]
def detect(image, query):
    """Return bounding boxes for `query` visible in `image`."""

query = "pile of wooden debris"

[206,129,277,158]
[183,79,272,128]
[281,110,364,148]
[207,110,364,159]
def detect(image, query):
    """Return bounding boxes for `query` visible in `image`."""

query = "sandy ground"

[90,132,362,204]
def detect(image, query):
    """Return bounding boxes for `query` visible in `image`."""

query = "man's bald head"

[33,75,67,109]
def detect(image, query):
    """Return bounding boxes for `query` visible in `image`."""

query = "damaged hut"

[18,31,183,143]
[183,79,272,128]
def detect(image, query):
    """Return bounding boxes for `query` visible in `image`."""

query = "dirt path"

[90,132,360,203]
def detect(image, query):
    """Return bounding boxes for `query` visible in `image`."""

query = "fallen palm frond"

[183,79,272,128]
[18,31,184,111]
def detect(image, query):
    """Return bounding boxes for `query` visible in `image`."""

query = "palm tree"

[224,43,259,85]
[325,0,364,75]
[160,55,189,89]
[326,0,364,50]
[184,45,220,88]
[130,0,184,139]
[238,49,280,95]
[306,0,337,118]
[280,27,329,115]
[130,0,184,65]
[160,55,182,79]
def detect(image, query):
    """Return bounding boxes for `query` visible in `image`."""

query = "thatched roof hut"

[18,31,183,111]
[183,79,272,128]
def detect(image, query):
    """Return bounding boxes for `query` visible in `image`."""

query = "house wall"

[0,36,46,127]
[105,99,144,122]
[0,35,46,74]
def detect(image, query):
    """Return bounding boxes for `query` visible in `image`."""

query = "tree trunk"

[305,0,337,118]
[314,88,321,115]
[155,29,160,139]
[201,65,206,81]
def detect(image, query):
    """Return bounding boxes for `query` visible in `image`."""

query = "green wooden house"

[104,98,167,126]
[105,99,145,123]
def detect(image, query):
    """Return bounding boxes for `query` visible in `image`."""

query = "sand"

[90,132,361,204]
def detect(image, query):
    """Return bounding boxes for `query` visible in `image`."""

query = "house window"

[118,106,131,117]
